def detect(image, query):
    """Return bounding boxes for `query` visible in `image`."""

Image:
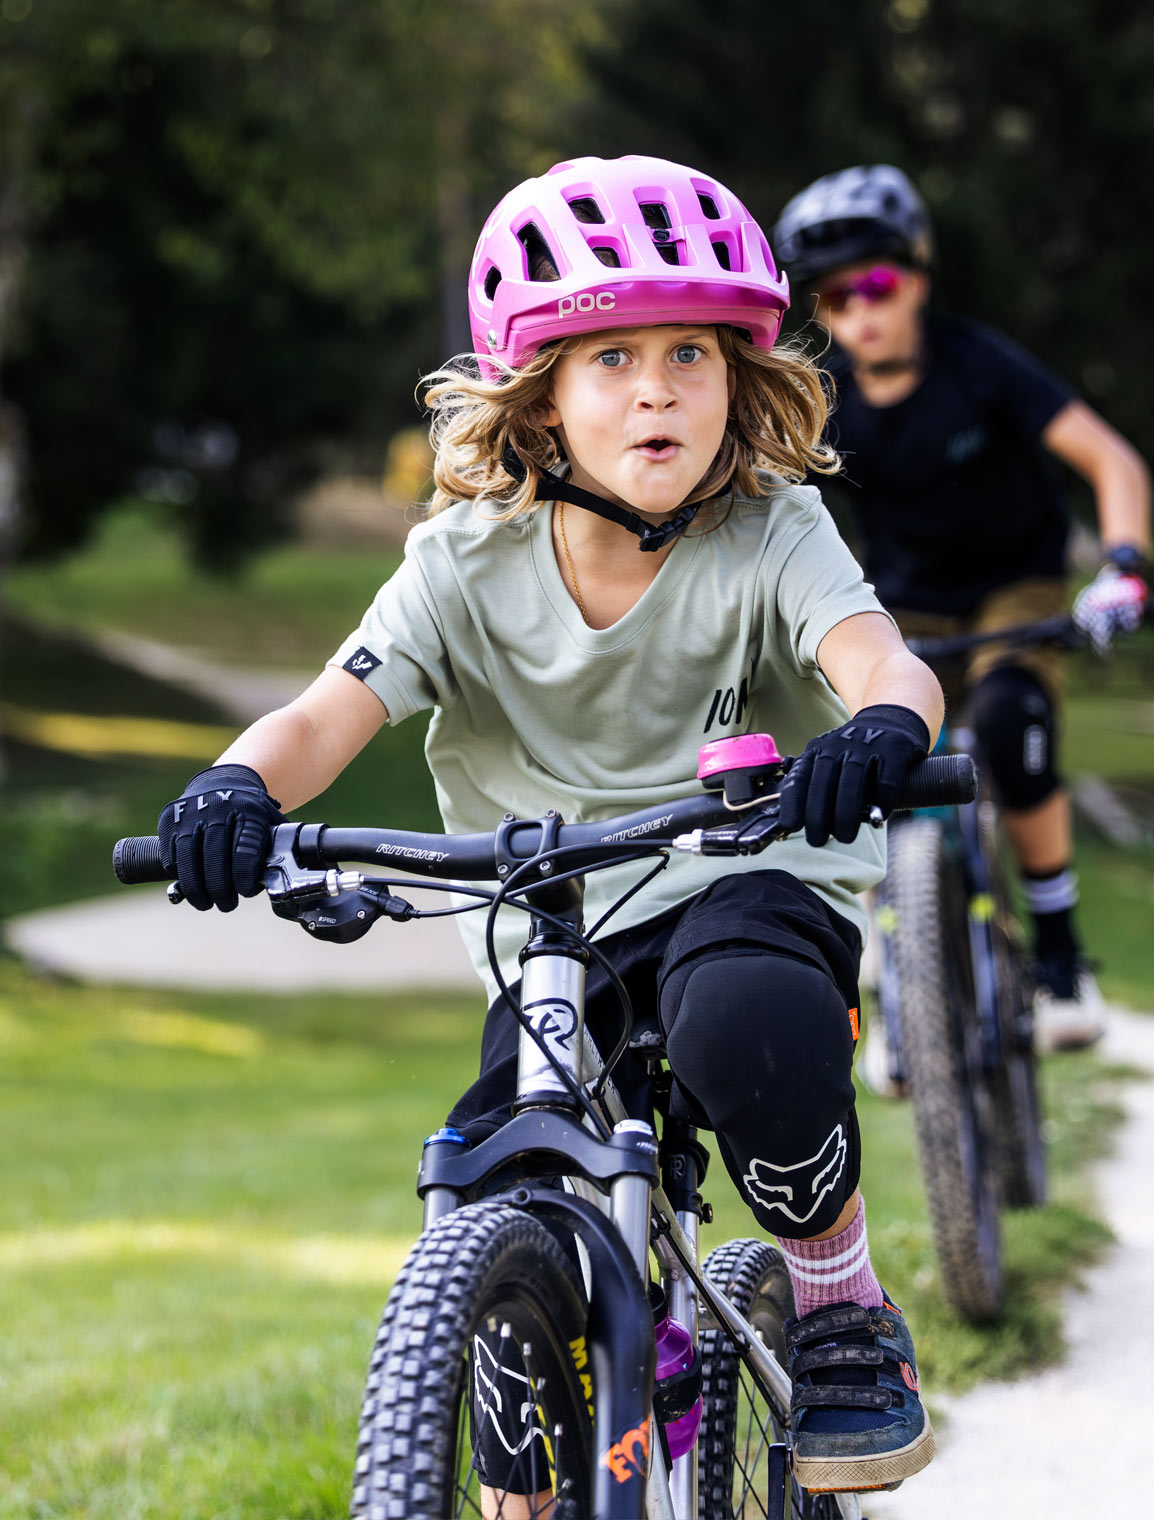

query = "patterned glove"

[1072,547,1149,657]
[777,704,931,847]
[158,764,285,912]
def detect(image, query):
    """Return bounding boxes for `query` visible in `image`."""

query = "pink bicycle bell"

[651,1284,703,1460]
[697,732,785,809]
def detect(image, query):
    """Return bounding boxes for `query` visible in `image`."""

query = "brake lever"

[673,802,787,856]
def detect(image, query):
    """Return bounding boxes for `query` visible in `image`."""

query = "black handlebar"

[905,595,1154,662]
[112,752,977,888]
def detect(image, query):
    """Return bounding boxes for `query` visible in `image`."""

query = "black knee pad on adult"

[660,948,861,1239]
[968,664,1060,811]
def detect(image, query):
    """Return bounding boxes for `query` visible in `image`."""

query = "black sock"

[1021,865,1079,963]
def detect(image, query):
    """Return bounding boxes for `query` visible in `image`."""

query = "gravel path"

[873,1005,1154,1520]
[5,877,480,992]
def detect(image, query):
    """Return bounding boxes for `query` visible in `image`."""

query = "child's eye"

[673,344,704,364]
[595,349,627,369]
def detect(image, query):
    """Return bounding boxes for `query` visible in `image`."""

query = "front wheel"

[351,1202,594,1520]
[697,1238,839,1520]
[886,817,1004,1322]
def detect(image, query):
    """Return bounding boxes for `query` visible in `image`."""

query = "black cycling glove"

[777,704,931,848]
[158,763,285,912]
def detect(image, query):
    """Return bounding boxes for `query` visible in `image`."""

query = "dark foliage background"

[1,0,1149,569]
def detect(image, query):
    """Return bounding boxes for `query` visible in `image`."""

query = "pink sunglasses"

[814,265,906,313]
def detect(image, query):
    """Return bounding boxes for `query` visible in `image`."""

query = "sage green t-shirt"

[330,479,890,1003]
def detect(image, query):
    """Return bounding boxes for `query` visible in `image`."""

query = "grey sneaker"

[786,1297,935,1493]
[1032,957,1107,1054]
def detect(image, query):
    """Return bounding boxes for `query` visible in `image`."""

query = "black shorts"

[448,869,865,1239]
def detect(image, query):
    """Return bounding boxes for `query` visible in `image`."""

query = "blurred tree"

[0,0,609,571]
[582,0,1154,469]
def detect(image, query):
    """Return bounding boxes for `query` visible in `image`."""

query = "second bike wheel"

[351,1201,594,1520]
[698,1237,839,1520]
[886,817,1004,1322]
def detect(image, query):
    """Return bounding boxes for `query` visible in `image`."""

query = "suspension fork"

[957,797,1004,1073]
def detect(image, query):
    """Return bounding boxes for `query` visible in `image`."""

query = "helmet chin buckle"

[532,468,703,551]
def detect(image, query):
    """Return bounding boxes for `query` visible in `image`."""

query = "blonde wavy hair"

[420,326,840,523]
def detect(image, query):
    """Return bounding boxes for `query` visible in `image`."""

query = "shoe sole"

[794,1417,936,1493]
[1035,1026,1106,1056]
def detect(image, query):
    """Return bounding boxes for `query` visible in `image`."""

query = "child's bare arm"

[214,666,390,812]
[816,611,943,743]
[1043,400,1151,554]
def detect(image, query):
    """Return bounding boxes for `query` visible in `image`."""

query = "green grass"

[0,959,484,1520]
[0,957,1126,1516]
[5,501,407,667]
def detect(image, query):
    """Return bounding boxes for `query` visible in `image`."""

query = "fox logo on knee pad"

[743,1125,847,1227]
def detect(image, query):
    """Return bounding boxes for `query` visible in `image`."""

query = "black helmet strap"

[532,468,702,552]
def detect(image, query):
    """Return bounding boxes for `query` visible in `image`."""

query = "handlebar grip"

[894,754,977,810]
[113,835,172,885]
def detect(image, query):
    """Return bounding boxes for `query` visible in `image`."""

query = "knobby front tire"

[886,817,1004,1323]
[351,1202,594,1520]
[698,1238,838,1520]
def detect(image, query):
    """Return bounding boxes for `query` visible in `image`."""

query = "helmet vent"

[592,246,621,268]
[697,192,721,219]
[567,196,606,225]
[483,266,502,301]
[640,202,672,230]
[517,222,561,282]
[711,239,732,271]
[656,243,681,266]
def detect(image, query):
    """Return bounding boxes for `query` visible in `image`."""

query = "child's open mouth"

[634,437,680,460]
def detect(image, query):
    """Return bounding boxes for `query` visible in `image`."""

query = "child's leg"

[774,1190,883,1316]
[659,930,934,1490]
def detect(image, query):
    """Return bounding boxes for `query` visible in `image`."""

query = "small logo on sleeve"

[343,646,381,680]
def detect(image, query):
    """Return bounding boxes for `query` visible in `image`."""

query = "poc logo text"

[558,291,616,318]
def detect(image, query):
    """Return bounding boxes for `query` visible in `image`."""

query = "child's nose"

[635,362,678,408]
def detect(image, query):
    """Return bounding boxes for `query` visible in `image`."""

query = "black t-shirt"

[824,312,1076,614]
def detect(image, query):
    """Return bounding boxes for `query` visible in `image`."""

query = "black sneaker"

[787,1296,935,1493]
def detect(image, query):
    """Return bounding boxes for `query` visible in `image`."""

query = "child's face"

[544,325,734,517]
[811,261,928,367]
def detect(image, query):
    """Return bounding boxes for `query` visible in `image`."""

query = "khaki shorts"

[891,578,1069,713]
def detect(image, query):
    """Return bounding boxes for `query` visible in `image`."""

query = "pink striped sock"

[775,1196,884,1318]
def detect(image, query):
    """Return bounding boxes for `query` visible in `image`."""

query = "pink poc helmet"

[468,155,790,367]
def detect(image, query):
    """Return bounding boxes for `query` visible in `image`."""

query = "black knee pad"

[968,665,1060,811]
[661,948,860,1237]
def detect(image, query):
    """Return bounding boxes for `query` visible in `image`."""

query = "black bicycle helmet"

[772,165,933,287]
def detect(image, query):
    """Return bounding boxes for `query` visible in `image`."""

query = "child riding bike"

[156,155,944,1503]
[772,164,1152,1057]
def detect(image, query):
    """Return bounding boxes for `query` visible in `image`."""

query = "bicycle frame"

[115,745,975,1519]
[414,866,811,1520]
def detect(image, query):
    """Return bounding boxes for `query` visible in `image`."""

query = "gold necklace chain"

[557,502,590,625]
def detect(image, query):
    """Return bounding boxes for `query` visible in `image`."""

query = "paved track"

[5,876,481,993]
